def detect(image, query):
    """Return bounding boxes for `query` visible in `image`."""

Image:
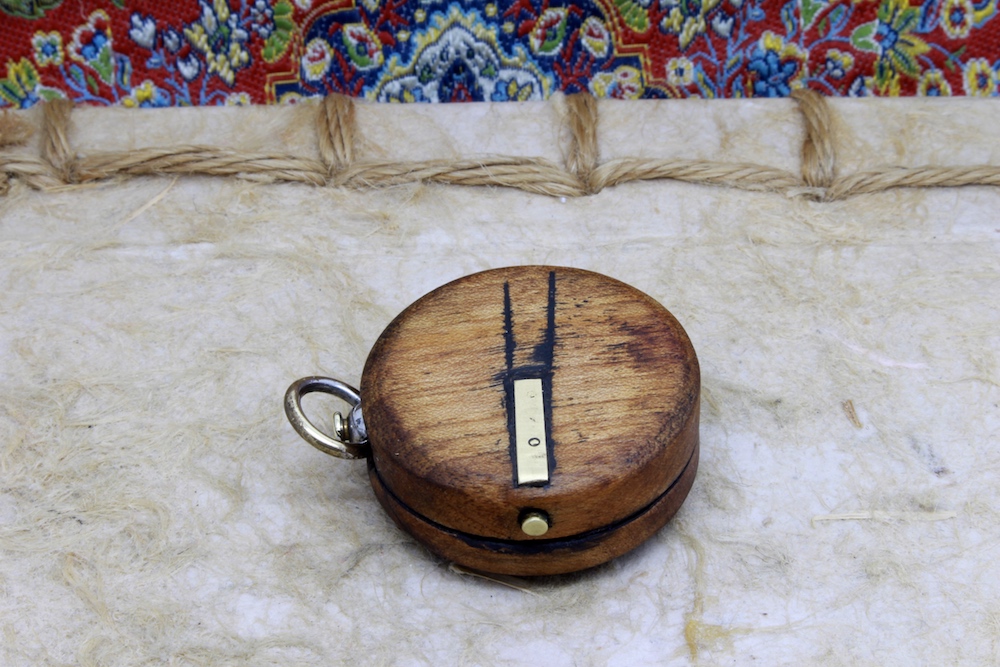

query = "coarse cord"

[0,90,997,201]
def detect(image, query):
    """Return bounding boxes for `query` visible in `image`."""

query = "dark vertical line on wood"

[543,270,557,481]
[545,270,556,368]
[503,281,515,374]
[532,270,557,369]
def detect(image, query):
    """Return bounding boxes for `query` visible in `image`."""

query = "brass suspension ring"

[284,376,369,460]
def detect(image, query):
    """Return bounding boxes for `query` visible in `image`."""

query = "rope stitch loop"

[0,93,996,202]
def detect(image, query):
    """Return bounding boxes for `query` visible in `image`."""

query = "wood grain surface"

[369,445,699,576]
[360,266,699,571]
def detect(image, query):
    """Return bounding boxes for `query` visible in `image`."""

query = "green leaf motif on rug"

[613,0,649,32]
[0,0,63,19]
[850,22,879,52]
[801,0,828,29]
[262,1,296,63]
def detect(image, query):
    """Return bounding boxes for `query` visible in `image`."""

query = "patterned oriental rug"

[1,0,999,107]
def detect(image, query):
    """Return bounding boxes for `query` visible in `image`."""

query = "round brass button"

[520,512,550,536]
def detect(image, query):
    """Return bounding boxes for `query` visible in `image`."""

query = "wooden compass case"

[361,266,700,576]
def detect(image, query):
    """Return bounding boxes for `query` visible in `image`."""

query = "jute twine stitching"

[565,92,598,191]
[0,91,997,201]
[317,94,355,175]
[41,99,74,184]
[791,89,835,190]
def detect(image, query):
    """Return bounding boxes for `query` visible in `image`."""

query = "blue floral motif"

[33,32,64,67]
[748,50,795,96]
[79,30,107,61]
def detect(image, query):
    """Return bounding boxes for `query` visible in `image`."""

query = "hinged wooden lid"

[361,266,699,543]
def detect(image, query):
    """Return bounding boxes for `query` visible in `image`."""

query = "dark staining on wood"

[502,281,515,373]
[655,385,700,449]
[501,271,558,488]
[620,319,690,369]
[533,271,557,366]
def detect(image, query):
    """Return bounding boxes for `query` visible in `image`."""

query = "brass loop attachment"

[284,376,369,460]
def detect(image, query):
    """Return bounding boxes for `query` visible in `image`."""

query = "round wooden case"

[360,266,699,576]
